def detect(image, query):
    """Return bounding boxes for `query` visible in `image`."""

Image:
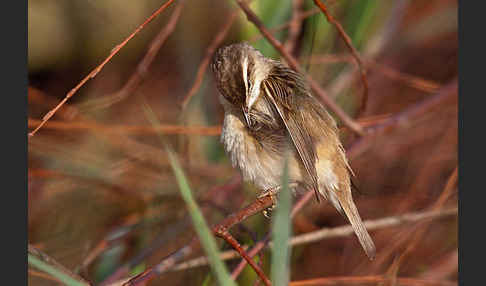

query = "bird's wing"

[262,68,320,197]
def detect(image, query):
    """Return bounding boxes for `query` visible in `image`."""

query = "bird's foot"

[258,183,299,218]
[258,187,278,218]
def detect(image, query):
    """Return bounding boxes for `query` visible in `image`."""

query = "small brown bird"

[210,42,376,259]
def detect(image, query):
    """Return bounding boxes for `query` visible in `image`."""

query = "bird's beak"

[246,79,261,113]
[245,95,251,111]
[243,78,253,127]
[245,86,257,115]
[242,106,251,126]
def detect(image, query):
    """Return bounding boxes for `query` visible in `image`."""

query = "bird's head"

[211,43,271,121]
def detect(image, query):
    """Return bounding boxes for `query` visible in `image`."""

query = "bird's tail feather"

[337,193,376,260]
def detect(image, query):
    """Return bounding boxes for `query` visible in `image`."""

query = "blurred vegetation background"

[28,0,458,285]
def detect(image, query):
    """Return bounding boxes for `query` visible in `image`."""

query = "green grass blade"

[350,0,378,49]
[28,254,89,286]
[141,103,236,286]
[344,0,378,49]
[271,156,292,286]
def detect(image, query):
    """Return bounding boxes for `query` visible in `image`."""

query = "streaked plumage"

[210,42,376,259]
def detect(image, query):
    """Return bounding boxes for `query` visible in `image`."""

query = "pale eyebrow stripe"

[242,55,249,96]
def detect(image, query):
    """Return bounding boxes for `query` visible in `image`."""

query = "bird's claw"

[258,187,279,219]
[259,183,299,218]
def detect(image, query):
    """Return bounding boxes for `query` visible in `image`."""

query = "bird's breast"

[221,111,303,190]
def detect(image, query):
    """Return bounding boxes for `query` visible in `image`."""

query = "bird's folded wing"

[262,77,320,195]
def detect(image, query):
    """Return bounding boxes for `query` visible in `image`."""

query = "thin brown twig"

[114,194,275,286]
[200,199,262,247]
[431,167,458,209]
[249,9,318,43]
[79,213,145,274]
[28,114,388,136]
[356,113,393,128]
[170,207,457,272]
[100,219,191,286]
[319,0,409,105]
[309,55,441,93]
[312,0,369,116]
[419,249,458,280]
[348,79,458,159]
[81,3,184,111]
[28,87,79,120]
[231,191,315,279]
[28,0,177,137]
[249,3,344,44]
[288,275,456,286]
[28,118,221,136]
[79,240,109,273]
[367,61,441,93]
[291,191,315,217]
[253,247,265,286]
[180,11,239,111]
[214,229,271,286]
[231,234,272,279]
[284,0,304,55]
[289,207,456,247]
[235,0,365,136]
